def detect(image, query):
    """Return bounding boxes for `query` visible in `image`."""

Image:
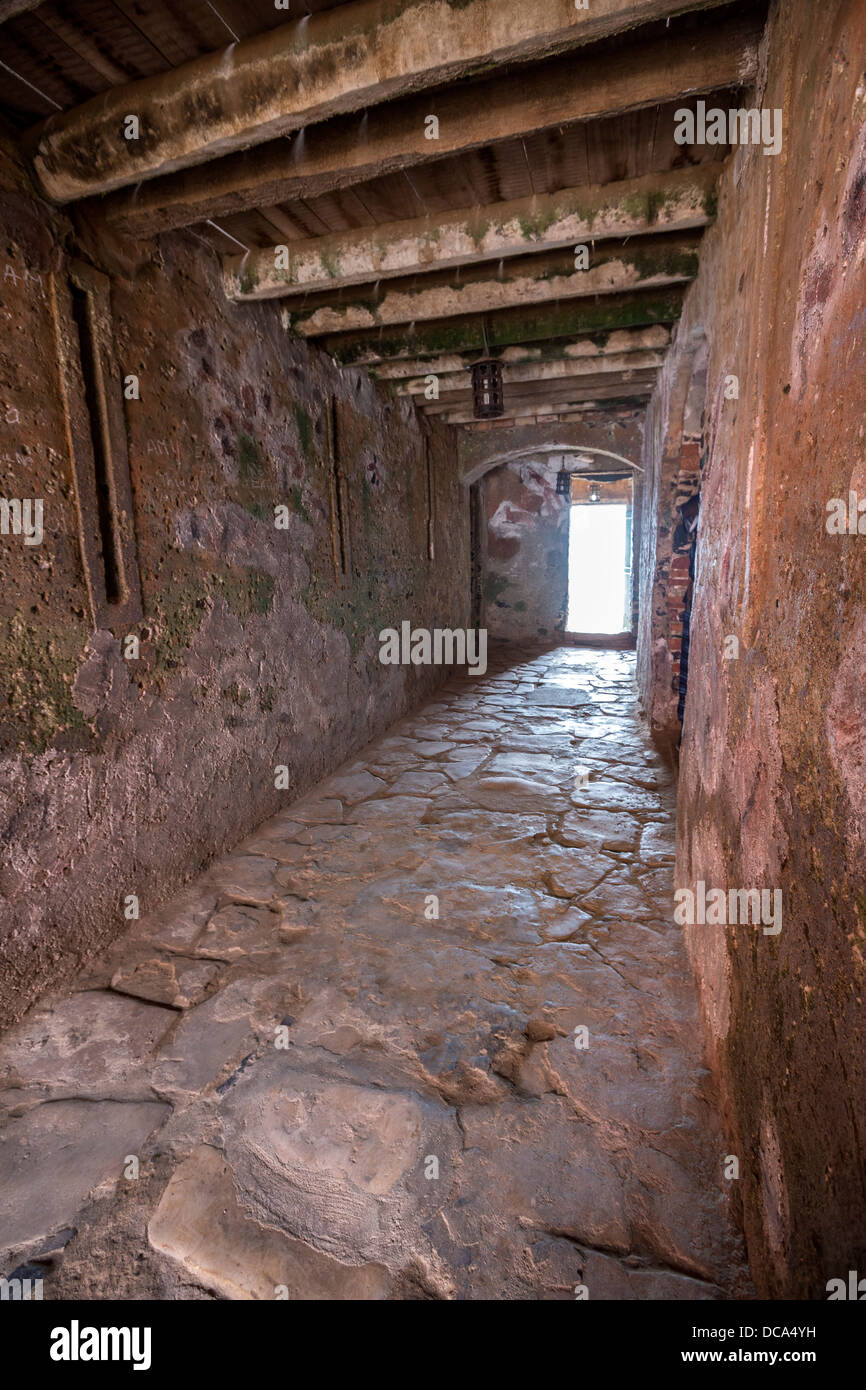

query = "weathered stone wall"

[0,138,469,1030]
[480,456,570,640]
[636,335,705,733]
[644,0,866,1296]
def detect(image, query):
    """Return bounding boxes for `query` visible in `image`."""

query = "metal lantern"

[588,482,602,504]
[556,470,571,496]
[470,358,504,419]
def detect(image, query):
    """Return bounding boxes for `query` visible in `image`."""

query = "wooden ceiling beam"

[85,10,759,237]
[0,1,43,21]
[224,167,717,300]
[430,391,654,424]
[288,237,698,335]
[393,349,666,395]
[371,324,671,378]
[420,366,660,411]
[29,0,746,201]
[322,287,686,363]
[455,413,639,430]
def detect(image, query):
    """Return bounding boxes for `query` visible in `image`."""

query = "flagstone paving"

[0,643,751,1300]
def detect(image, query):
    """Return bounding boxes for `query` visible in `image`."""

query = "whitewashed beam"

[225,167,717,300]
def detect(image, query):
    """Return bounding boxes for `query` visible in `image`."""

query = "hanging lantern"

[588,482,602,504]
[470,359,504,419]
[556,470,571,496]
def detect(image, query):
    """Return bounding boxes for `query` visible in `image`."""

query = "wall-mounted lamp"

[588,482,602,504]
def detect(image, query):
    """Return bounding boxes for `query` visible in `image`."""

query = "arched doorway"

[462,444,643,645]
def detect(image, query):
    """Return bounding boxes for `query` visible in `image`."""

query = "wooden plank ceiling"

[0,0,769,431]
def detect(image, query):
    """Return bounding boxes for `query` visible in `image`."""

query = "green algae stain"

[290,483,311,524]
[626,245,699,280]
[242,498,271,521]
[237,265,259,297]
[218,569,275,619]
[483,572,510,605]
[223,680,250,707]
[302,576,370,659]
[517,206,561,242]
[2,614,89,753]
[293,403,315,462]
[237,432,266,483]
[152,556,275,685]
[702,187,719,220]
[317,248,342,280]
[152,563,212,681]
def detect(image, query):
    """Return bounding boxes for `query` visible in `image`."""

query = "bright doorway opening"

[566,484,632,635]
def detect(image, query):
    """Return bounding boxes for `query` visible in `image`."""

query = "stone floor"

[0,643,751,1300]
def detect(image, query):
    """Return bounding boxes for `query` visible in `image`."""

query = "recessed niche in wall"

[425,432,435,563]
[52,260,142,631]
[327,397,351,585]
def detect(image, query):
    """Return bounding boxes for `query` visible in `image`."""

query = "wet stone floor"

[0,644,751,1300]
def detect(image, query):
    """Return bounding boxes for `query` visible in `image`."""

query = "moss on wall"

[2,613,90,753]
[0,161,469,1030]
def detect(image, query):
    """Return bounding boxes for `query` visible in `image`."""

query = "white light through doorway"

[567,502,628,633]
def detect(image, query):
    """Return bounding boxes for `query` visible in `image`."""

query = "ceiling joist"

[421,364,660,408]
[429,389,655,424]
[286,236,699,336]
[0,1,41,21]
[62,12,758,239]
[321,288,687,364]
[371,325,672,379]
[0,0,769,436]
[223,167,717,301]
[28,0,745,203]
[393,349,666,395]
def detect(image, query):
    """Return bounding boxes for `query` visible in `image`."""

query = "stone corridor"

[0,646,751,1300]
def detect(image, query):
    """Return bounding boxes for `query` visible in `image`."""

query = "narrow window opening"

[69,283,123,605]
